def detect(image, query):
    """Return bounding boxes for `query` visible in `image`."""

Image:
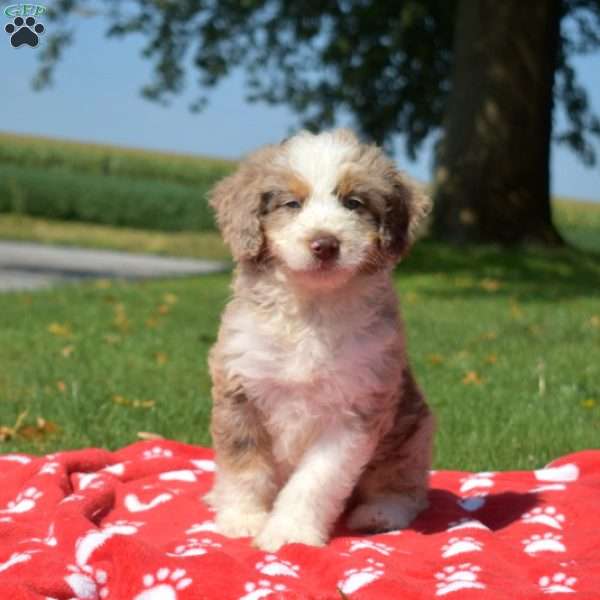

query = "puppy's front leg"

[207,381,279,539]
[254,424,376,552]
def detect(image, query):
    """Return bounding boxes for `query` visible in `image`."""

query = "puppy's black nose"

[310,235,340,261]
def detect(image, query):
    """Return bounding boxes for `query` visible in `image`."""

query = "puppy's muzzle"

[309,235,340,262]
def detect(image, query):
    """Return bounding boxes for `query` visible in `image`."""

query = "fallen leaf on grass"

[509,298,523,319]
[0,410,29,442]
[480,331,498,341]
[163,293,178,305]
[56,381,66,392]
[154,352,168,366]
[137,431,164,440]
[480,278,502,292]
[145,317,159,329]
[48,322,72,337]
[0,411,59,443]
[112,395,155,409]
[19,417,60,441]
[582,399,598,409]
[427,354,445,365]
[61,345,75,358]
[113,303,130,333]
[462,371,483,385]
[403,291,419,304]
[588,315,599,328]
[485,354,498,365]
[157,304,170,316]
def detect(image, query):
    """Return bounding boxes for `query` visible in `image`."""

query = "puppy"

[205,129,434,552]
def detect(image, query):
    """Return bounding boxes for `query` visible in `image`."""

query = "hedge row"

[0,132,235,187]
[0,163,217,232]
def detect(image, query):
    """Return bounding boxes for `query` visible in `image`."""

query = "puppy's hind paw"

[347,494,426,532]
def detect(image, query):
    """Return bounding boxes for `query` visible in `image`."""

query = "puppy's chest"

[225,308,394,400]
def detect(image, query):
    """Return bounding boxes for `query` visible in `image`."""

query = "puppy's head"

[210,129,430,288]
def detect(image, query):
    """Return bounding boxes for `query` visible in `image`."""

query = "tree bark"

[432,0,564,245]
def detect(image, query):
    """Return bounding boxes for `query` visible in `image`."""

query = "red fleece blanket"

[0,441,599,599]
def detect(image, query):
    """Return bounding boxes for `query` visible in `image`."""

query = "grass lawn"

[0,224,599,470]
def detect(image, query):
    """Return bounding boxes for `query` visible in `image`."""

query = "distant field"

[0,131,235,231]
[0,131,235,186]
[554,198,600,252]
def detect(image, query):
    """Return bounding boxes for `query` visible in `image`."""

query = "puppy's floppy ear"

[209,153,269,262]
[380,169,431,258]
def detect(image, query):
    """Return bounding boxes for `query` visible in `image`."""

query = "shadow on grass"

[399,240,600,301]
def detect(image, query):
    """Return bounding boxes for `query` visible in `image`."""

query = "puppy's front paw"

[216,508,270,539]
[253,516,327,552]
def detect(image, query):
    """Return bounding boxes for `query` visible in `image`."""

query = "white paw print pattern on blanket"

[521,506,566,529]
[255,555,300,577]
[75,521,144,566]
[0,486,43,514]
[538,572,577,594]
[65,564,109,600]
[522,533,566,555]
[441,536,484,558]
[124,491,177,513]
[186,520,218,534]
[447,518,490,532]
[239,580,287,600]
[26,522,57,547]
[345,539,395,556]
[459,472,495,493]
[133,567,192,600]
[337,558,385,595]
[167,538,222,557]
[38,461,60,476]
[0,454,31,464]
[434,563,485,596]
[0,550,39,574]
[143,446,174,460]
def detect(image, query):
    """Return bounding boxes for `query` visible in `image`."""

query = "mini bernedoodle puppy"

[205,129,434,552]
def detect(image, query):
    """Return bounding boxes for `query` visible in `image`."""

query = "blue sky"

[1,6,599,201]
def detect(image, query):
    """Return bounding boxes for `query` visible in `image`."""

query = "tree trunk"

[432,0,564,245]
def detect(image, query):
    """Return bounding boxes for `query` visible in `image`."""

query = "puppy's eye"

[342,196,364,210]
[283,200,302,210]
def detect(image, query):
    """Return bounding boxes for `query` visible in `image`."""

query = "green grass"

[0,240,598,471]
